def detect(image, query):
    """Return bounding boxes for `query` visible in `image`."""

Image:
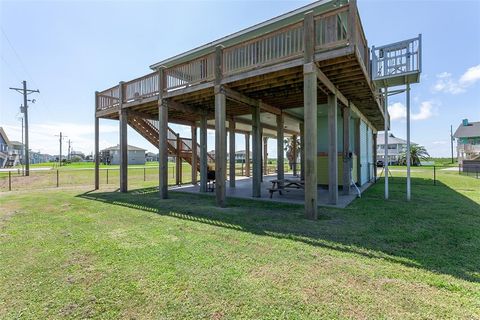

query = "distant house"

[454,119,480,163]
[146,152,158,162]
[101,145,146,165]
[70,150,85,160]
[0,127,10,167]
[376,133,416,164]
[233,150,250,163]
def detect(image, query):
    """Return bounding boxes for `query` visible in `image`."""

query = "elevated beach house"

[94,0,400,219]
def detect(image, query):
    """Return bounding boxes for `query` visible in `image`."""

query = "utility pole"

[450,125,454,164]
[9,81,39,176]
[55,132,67,166]
[68,139,72,161]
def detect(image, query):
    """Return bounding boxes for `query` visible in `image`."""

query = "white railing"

[371,35,422,80]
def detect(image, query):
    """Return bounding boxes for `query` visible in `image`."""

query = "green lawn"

[0,169,479,319]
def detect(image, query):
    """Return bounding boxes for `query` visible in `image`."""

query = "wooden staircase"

[128,115,213,172]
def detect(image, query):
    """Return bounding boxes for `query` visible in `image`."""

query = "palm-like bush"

[398,145,430,166]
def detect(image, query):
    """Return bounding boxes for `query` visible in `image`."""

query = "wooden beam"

[245,133,250,177]
[94,93,99,190]
[166,99,209,116]
[300,122,305,180]
[199,114,208,192]
[328,93,338,204]
[214,45,226,207]
[233,117,299,136]
[263,137,268,176]
[229,119,236,188]
[303,10,317,220]
[119,82,128,193]
[223,86,281,116]
[252,105,261,197]
[277,113,285,181]
[191,125,198,184]
[158,68,169,199]
[342,106,351,195]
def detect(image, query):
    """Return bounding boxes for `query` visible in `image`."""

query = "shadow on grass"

[78,177,480,283]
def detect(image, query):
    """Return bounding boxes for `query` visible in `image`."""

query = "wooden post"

[252,105,261,197]
[214,45,226,207]
[245,133,250,177]
[176,133,181,185]
[276,113,284,181]
[119,82,128,193]
[94,92,100,190]
[292,134,297,176]
[158,68,168,199]
[373,132,377,182]
[191,125,198,184]
[229,119,236,188]
[300,122,305,180]
[303,11,317,219]
[354,118,361,184]
[263,137,268,176]
[199,114,208,192]
[342,106,351,195]
[328,94,338,204]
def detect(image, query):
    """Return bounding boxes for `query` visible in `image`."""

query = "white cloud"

[388,102,406,120]
[432,140,447,145]
[412,101,434,120]
[388,101,436,122]
[459,64,480,86]
[433,64,480,94]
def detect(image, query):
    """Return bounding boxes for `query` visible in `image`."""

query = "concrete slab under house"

[94,0,387,219]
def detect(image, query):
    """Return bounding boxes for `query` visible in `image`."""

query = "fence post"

[433,166,436,185]
[107,168,109,184]
[8,171,11,191]
[144,167,146,181]
[56,169,59,187]
[458,164,461,175]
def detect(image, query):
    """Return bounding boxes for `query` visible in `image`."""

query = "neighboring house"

[101,145,146,165]
[70,150,85,161]
[233,150,250,163]
[0,127,11,167]
[146,152,158,162]
[454,119,480,163]
[376,133,416,164]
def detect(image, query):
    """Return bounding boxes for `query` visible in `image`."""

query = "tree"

[284,136,301,169]
[398,145,430,166]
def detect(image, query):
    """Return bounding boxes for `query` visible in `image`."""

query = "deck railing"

[96,1,370,113]
[124,72,159,103]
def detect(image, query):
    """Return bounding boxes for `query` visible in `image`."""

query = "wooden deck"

[95,1,383,131]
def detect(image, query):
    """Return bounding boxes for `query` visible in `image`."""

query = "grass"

[0,169,479,319]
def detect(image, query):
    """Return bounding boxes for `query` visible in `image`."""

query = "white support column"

[199,114,208,192]
[229,119,236,188]
[277,113,285,181]
[263,136,268,176]
[328,93,338,205]
[406,83,411,201]
[384,86,389,200]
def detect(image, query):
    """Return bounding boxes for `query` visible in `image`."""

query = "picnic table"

[268,179,305,198]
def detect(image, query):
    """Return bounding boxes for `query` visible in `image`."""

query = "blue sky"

[1,0,479,157]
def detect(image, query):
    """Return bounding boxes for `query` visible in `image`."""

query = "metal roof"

[454,121,480,138]
[377,133,410,145]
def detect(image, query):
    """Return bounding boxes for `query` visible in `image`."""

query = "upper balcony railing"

[96,1,370,113]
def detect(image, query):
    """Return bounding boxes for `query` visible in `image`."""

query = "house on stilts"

[94,0,392,219]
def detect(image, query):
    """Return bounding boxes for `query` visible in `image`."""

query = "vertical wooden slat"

[328,93,338,204]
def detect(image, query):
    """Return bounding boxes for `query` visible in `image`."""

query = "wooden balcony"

[95,0,384,130]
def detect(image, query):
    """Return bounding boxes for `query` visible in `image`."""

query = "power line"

[1,27,38,88]
[0,54,22,82]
